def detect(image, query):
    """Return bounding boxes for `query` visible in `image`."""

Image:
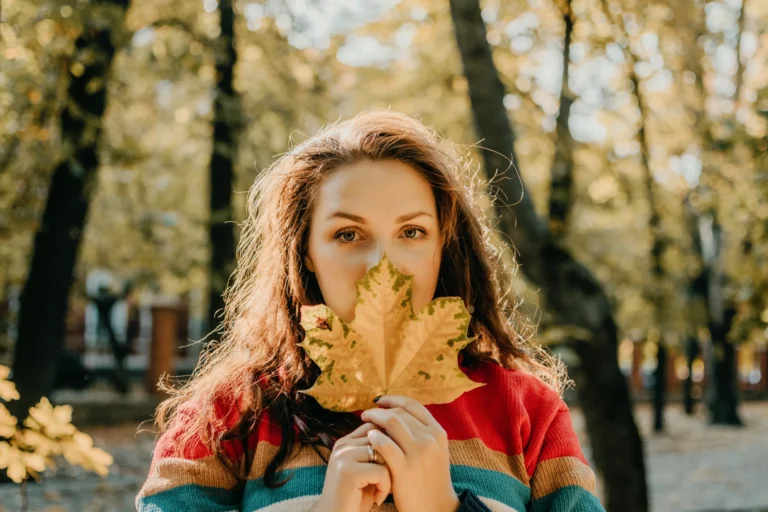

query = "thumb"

[373,487,388,507]
[360,484,376,511]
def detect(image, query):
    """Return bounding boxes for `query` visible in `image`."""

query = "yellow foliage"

[60,432,114,477]
[298,255,484,412]
[0,366,113,484]
[24,398,76,438]
[0,366,20,401]
[0,443,46,483]
[0,404,17,438]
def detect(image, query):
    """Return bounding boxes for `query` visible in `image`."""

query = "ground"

[0,402,767,512]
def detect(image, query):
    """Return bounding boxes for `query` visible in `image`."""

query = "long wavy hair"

[152,109,566,488]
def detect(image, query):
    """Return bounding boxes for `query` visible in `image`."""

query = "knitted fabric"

[136,358,604,511]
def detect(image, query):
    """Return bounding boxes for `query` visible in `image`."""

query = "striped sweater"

[136,358,604,511]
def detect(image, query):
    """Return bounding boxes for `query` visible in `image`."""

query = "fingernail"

[373,395,382,403]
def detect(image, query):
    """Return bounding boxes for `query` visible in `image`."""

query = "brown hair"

[152,109,566,488]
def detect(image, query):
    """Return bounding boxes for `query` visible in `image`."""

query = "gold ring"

[367,444,379,464]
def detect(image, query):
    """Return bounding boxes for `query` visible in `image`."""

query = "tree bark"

[689,211,743,425]
[706,306,742,425]
[207,0,239,339]
[633,56,668,434]
[448,1,648,510]
[652,343,667,431]
[9,3,128,420]
[701,216,741,425]
[548,0,575,239]
[683,335,699,415]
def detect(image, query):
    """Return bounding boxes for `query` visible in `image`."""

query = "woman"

[136,110,605,512]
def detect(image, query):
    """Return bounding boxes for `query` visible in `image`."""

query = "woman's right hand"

[314,422,392,512]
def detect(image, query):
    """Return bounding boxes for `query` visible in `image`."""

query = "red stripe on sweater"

[153,359,587,485]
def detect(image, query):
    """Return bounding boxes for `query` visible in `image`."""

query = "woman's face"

[304,159,443,323]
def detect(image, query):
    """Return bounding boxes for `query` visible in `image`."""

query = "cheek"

[309,244,365,321]
[409,245,442,309]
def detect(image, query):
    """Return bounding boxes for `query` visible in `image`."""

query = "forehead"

[313,159,437,217]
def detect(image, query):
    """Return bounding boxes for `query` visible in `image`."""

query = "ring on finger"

[367,444,380,464]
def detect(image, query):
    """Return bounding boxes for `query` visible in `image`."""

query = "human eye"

[333,228,362,244]
[401,226,427,240]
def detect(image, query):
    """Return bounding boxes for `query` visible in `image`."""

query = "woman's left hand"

[360,395,460,512]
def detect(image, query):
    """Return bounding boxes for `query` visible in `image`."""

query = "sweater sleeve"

[135,401,244,511]
[526,399,604,512]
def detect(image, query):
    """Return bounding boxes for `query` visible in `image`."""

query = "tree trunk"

[683,335,699,415]
[693,214,743,425]
[548,0,575,239]
[448,1,648,510]
[634,65,669,434]
[706,306,742,425]
[653,343,667,431]
[207,0,239,339]
[9,4,128,420]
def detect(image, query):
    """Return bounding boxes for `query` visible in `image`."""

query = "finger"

[345,449,391,490]
[373,395,441,429]
[361,485,376,512]
[363,406,423,434]
[358,463,391,506]
[367,428,406,473]
[390,407,427,432]
[360,408,415,452]
[342,435,377,447]
[338,446,392,507]
[372,480,390,507]
[331,423,379,452]
[332,435,375,460]
[340,444,384,465]
[342,421,380,440]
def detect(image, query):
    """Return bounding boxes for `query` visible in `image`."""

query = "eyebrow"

[327,210,433,224]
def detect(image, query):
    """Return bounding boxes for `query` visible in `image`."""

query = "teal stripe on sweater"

[529,485,605,512]
[137,484,240,512]
[241,464,530,510]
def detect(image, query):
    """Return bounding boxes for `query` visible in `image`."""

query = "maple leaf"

[298,254,485,412]
[0,365,20,402]
[24,398,76,438]
[0,442,46,483]
[60,432,114,477]
[0,404,17,438]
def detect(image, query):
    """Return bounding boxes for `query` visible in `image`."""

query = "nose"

[365,243,386,273]
[365,245,408,276]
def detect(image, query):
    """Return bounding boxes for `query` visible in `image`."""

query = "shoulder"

[466,360,567,443]
[468,359,564,414]
[470,361,582,476]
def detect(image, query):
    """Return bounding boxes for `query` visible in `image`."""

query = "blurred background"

[0,0,766,510]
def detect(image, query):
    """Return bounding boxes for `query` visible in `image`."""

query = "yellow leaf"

[298,254,485,412]
[0,366,20,402]
[0,441,10,467]
[24,398,76,438]
[0,444,46,483]
[0,404,17,438]
[25,452,46,473]
[60,432,113,477]
[6,448,26,483]
[22,429,60,457]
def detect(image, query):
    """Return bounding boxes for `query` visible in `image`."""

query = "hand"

[360,395,460,512]
[314,422,392,512]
